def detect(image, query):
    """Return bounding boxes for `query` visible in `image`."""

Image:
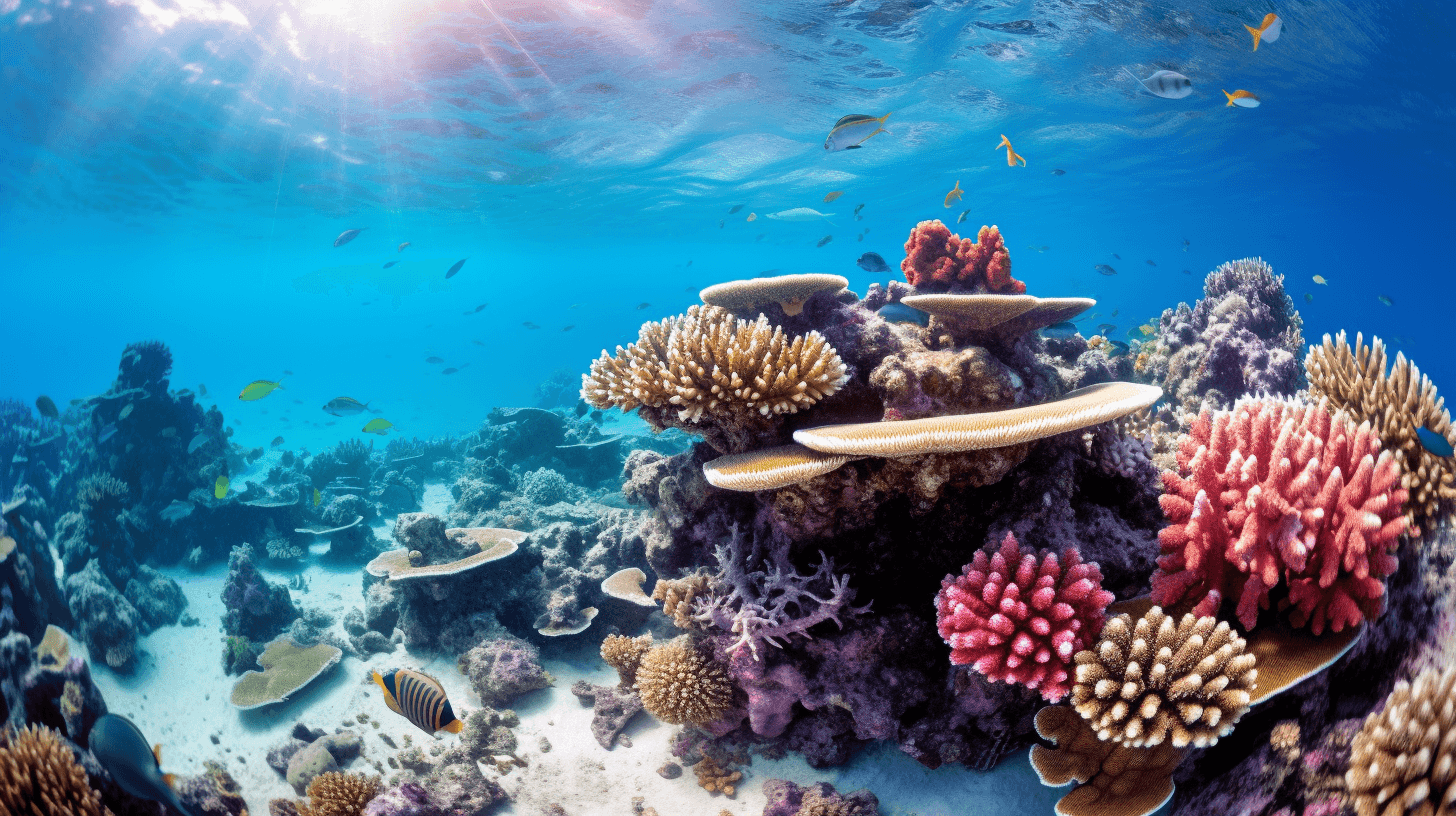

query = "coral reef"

[761,779,880,816]
[635,636,735,725]
[1345,666,1456,816]
[934,532,1114,702]
[570,679,644,749]
[177,760,249,816]
[0,723,107,816]
[222,544,298,641]
[1152,396,1407,632]
[900,220,1023,294]
[64,560,141,669]
[456,637,552,707]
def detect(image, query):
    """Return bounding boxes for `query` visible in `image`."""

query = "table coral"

[935,532,1114,702]
[900,220,1024,294]
[1151,395,1408,633]
[1345,666,1456,816]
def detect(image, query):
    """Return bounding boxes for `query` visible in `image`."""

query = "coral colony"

[3,219,1456,816]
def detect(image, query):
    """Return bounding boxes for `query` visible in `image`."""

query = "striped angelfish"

[372,669,464,734]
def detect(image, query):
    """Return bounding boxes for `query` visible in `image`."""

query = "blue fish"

[877,303,929,327]
[1417,427,1454,457]
[90,715,202,816]
[98,424,118,444]
[383,260,398,269]
[856,252,889,273]
[1106,340,1131,357]
[1041,321,1079,339]
[1095,264,1117,276]
[445,258,467,279]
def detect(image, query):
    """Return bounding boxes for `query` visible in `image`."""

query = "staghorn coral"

[600,633,654,686]
[298,772,383,816]
[1345,666,1456,816]
[634,636,735,726]
[1306,330,1456,537]
[1071,606,1258,749]
[581,305,849,453]
[934,532,1114,703]
[0,724,108,816]
[1152,395,1408,633]
[1029,705,1186,816]
[900,220,1024,294]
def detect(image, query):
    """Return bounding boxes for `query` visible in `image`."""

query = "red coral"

[934,533,1113,702]
[1151,396,1408,635]
[900,220,1024,293]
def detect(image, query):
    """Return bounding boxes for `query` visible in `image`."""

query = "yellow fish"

[214,475,229,499]
[1222,89,1261,108]
[312,488,321,508]
[1139,324,1156,337]
[823,191,844,203]
[238,380,284,401]
[1312,275,1328,285]
[372,669,464,735]
[1245,13,1282,51]
[362,418,393,435]
[995,134,1026,167]
[943,180,964,208]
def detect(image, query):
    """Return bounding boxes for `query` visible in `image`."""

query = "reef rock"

[64,560,141,670]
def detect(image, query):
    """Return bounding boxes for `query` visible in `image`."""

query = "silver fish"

[824,113,892,151]
[1123,67,1193,100]
[766,208,836,223]
[334,228,366,247]
[98,424,119,443]
[323,397,370,417]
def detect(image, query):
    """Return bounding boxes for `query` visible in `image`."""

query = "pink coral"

[1151,396,1407,634]
[934,533,1113,702]
[900,220,1024,293]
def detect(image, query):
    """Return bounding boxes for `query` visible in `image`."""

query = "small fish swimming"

[824,191,844,203]
[1223,89,1261,108]
[119,404,135,420]
[445,258,467,279]
[160,500,194,523]
[1416,427,1455,458]
[957,209,970,224]
[944,180,964,208]
[995,134,1026,167]
[746,213,757,222]
[1139,323,1156,337]
[817,235,833,248]
[1304,293,1314,303]
[854,203,865,215]
[442,367,461,375]
[1112,254,1121,260]
[635,302,652,310]
[856,252,889,273]
[824,112,892,151]
[187,434,208,454]
[1146,259,1157,267]
[313,488,322,507]
[1245,12,1283,51]
[1051,168,1066,176]
[523,321,541,330]
[1182,269,1192,275]
[271,436,285,448]
[35,395,58,419]
[383,261,398,269]
[214,475,229,499]
[333,228,366,247]
[1182,238,1190,251]
[729,204,744,214]
[718,220,725,229]
[398,242,411,252]
[562,325,575,332]
[766,208,836,223]
[199,383,207,397]
[425,356,444,364]
[1095,264,1117,276]
[373,669,464,734]
[1122,67,1194,100]
[1377,295,1394,306]
[1313,275,1329,285]
[1106,340,1131,357]
[877,303,929,327]
[238,380,283,401]
[90,715,203,816]
[323,397,370,417]
[1041,321,1079,339]
[363,418,394,435]
[1097,323,1117,336]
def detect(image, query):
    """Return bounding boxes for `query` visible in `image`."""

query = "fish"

[187,434,208,454]
[523,321,541,330]
[1122,67,1194,100]
[425,356,444,364]
[1378,295,1394,306]
[1182,238,1190,251]
[729,205,744,214]
[817,235,833,248]
[35,395,58,419]
[383,261,398,269]
[445,258,467,279]
[1182,269,1193,275]
[90,715,203,816]
[1313,275,1329,285]
[824,191,844,203]
[1097,324,1117,335]
[686,260,693,266]
[957,209,970,224]
[333,228,366,247]
[854,203,865,214]
[1095,264,1117,276]
[323,397,371,417]
[313,488,322,508]
[1041,321,1079,339]
[442,367,460,375]
[944,180,964,208]
[398,242,411,252]
[160,427,177,438]
[1416,427,1455,457]
[271,436,285,448]
[1112,254,1121,260]
[562,325,575,332]
[1146,260,1157,267]
[718,220,725,229]
[119,404,135,420]
[766,208,836,223]
[1106,340,1131,357]
[824,112,892,151]
[1223,89,1261,108]
[372,669,464,734]
[995,134,1026,167]
[238,380,284,401]
[160,500,194,523]
[472,304,488,313]
[1051,168,1066,176]
[857,235,864,241]
[363,418,394,435]
[856,252,890,274]
[746,213,757,222]
[1304,293,1314,303]
[1139,324,1157,337]
[199,384,207,397]
[214,475,229,499]
[472,340,486,346]
[1245,13,1283,50]
[877,303,929,327]
[635,302,652,310]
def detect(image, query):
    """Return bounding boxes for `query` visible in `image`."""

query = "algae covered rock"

[64,560,141,670]
[457,637,552,707]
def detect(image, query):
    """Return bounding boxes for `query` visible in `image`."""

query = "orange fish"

[995,134,1025,167]
[1222,89,1261,108]
[823,191,844,203]
[1245,13,1282,51]
[943,180,963,208]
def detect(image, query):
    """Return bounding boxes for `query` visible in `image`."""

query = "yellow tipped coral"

[600,633,654,686]
[1345,666,1456,816]
[0,724,108,816]
[634,636,734,726]
[297,771,383,816]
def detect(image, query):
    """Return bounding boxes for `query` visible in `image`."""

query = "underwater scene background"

[2,1,1454,816]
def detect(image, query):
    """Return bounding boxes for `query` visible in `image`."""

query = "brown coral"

[634,636,734,726]
[1071,606,1258,748]
[1029,705,1185,816]
[600,633,654,686]
[1270,720,1301,760]
[581,305,849,452]
[692,756,742,798]
[1345,666,1456,816]
[1306,330,1456,536]
[0,724,108,816]
[652,574,712,629]
[296,772,382,816]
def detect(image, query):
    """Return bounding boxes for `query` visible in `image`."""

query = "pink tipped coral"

[934,533,1114,702]
[1152,396,1408,634]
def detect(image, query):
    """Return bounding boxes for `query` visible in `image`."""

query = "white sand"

[87,485,1070,816]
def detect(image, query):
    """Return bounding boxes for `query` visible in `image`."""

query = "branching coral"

[0,724,108,816]
[581,305,848,452]
[116,339,173,391]
[900,220,1024,293]
[1151,395,1408,633]
[297,772,383,816]
[1306,330,1456,537]
[653,574,712,629]
[934,533,1114,702]
[1071,606,1258,749]
[634,636,735,726]
[600,633,654,686]
[1344,666,1456,816]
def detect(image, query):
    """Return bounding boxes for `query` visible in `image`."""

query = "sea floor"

[87,482,1071,816]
